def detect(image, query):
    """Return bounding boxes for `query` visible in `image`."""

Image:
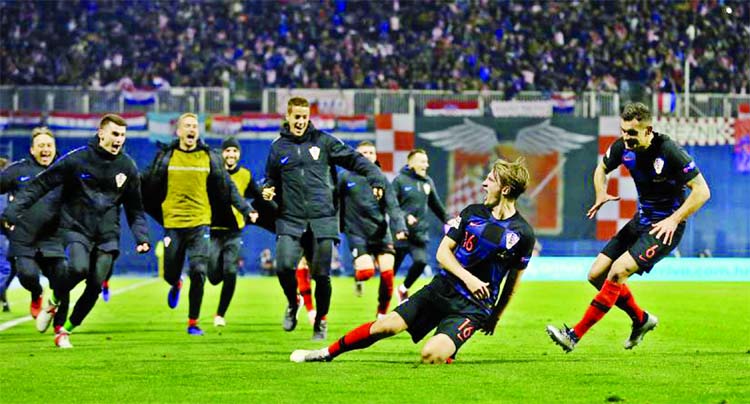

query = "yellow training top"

[162,149,211,228]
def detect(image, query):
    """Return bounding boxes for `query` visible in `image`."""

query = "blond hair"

[491,157,530,200]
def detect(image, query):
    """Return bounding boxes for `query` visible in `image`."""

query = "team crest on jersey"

[505,232,520,249]
[309,146,320,160]
[653,157,664,175]
[422,183,431,194]
[115,173,127,188]
[163,237,172,248]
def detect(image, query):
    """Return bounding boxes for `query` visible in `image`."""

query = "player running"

[546,102,711,352]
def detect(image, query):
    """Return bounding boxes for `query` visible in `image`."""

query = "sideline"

[0,278,158,332]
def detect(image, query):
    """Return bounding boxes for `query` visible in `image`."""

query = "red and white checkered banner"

[596,117,638,240]
[374,114,414,181]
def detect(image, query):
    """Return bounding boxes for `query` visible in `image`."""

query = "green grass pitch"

[1,276,748,403]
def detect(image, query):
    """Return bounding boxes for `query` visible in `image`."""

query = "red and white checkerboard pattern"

[447,166,485,218]
[596,117,639,240]
[374,114,414,181]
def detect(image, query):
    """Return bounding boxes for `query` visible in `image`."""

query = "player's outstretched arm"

[649,173,710,245]
[587,162,620,219]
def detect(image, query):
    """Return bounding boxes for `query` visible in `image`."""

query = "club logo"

[115,173,127,188]
[505,232,520,249]
[423,183,431,194]
[309,146,320,160]
[280,156,289,165]
[653,157,664,175]
[163,236,172,247]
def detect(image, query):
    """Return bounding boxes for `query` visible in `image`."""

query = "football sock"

[278,270,299,307]
[63,319,75,333]
[217,273,236,317]
[313,275,331,322]
[296,267,314,311]
[355,268,375,282]
[615,284,645,325]
[328,321,385,358]
[377,270,394,314]
[573,279,622,338]
[188,318,198,327]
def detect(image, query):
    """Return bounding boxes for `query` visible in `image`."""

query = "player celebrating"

[0,128,66,321]
[263,96,385,340]
[338,141,407,317]
[142,113,253,335]
[392,149,449,302]
[291,158,535,363]
[208,137,265,327]
[546,102,711,352]
[2,114,151,348]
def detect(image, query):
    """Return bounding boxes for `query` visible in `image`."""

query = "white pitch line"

[0,278,158,332]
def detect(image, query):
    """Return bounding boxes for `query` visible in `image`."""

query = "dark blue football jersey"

[443,204,535,312]
[603,132,701,226]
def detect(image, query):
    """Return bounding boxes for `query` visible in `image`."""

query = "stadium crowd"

[1,0,748,96]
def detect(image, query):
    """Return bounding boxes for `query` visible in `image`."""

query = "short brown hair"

[287,97,310,113]
[31,126,54,141]
[491,157,530,200]
[407,149,427,160]
[99,114,127,129]
[621,102,652,124]
[356,140,375,149]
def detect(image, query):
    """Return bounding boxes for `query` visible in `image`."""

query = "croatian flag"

[424,100,482,117]
[123,89,157,106]
[0,111,8,131]
[241,113,283,132]
[551,92,576,114]
[336,115,368,132]
[211,116,243,135]
[658,92,677,114]
[310,114,336,131]
[0,111,43,129]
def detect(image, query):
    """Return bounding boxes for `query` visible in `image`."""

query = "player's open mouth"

[111,144,122,152]
[624,138,639,149]
[186,133,197,141]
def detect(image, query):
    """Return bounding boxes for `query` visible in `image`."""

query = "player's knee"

[607,266,630,284]
[371,312,406,336]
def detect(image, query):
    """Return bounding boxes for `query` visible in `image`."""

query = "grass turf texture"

[1,277,748,403]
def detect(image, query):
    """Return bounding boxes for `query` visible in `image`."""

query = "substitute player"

[0,127,68,331]
[142,113,253,335]
[263,96,385,340]
[392,149,449,302]
[547,102,711,352]
[291,158,535,363]
[208,137,265,327]
[2,114,151,348]
[339,141,407,317]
